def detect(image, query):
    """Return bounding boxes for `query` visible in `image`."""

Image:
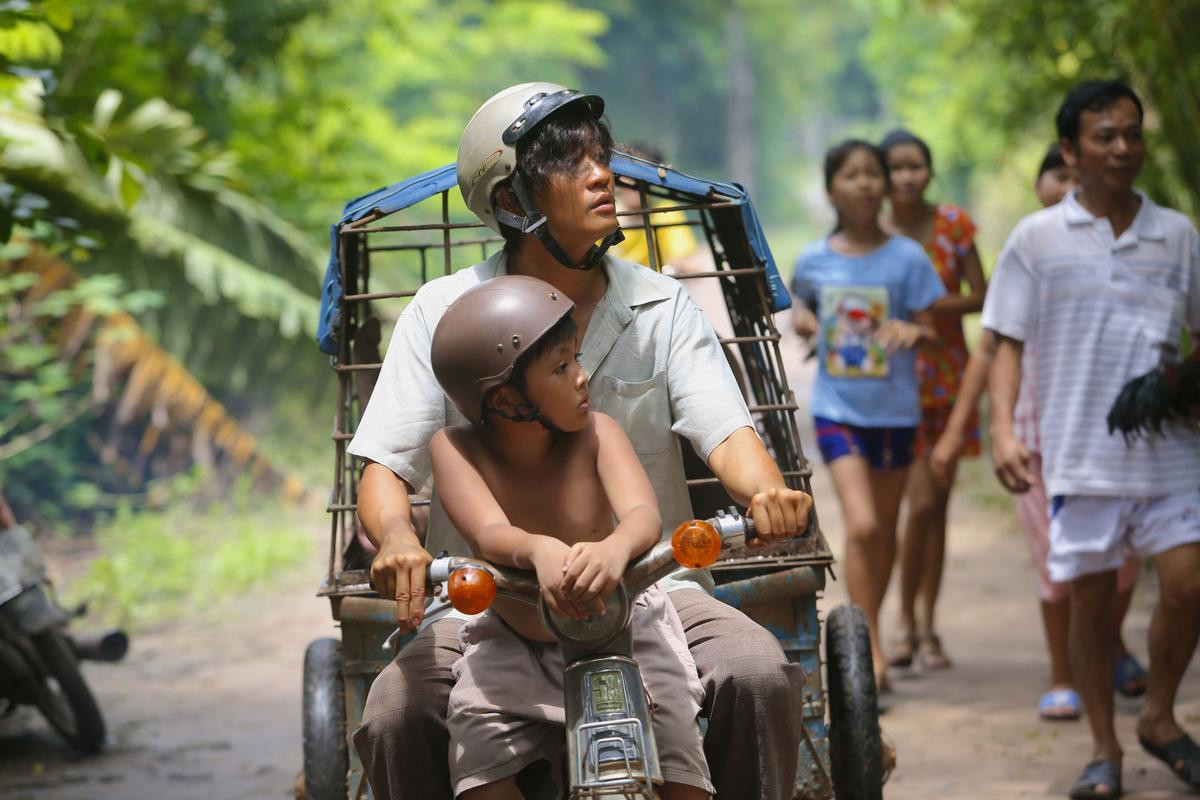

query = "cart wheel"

[303,637,349,800]
[825,604,883,800]
[31,627,106,753]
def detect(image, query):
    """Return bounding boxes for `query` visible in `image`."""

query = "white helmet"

[457,82,604,234]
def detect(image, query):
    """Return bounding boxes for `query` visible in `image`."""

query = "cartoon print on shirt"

[821,285,889,378]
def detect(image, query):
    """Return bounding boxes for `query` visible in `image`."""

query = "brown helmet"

[431,275,575,424]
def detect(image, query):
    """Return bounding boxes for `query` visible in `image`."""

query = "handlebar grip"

[742,515,757,541]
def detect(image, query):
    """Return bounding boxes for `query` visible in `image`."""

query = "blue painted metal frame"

[316,155,790,356]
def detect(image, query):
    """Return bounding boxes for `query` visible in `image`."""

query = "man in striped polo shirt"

[984,80,1200,799]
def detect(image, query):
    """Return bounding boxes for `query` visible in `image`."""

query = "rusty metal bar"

[672,268,764,280]
[336,596,396,626]
[719,334,780,344]
[441,191,452,275]
[367,236,502,253]
[636,182,661,272]
[746,403,799,413]
[713,566,825,608]
[348,220,487,234]
[342,289,418,302]
[685,468,811,487]
[615,200,737,217]
[328,499,431,513]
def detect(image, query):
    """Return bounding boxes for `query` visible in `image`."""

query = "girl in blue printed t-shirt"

[790,139,945,692]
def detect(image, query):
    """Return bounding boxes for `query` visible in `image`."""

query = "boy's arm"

[563,413,661,603]
[988,334,1031,493]
[928,330,996,486]
[430,430,583,618]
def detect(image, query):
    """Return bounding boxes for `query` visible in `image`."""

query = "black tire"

[825,604,883,800]
[31,627,106,753]
[302,637,348,800]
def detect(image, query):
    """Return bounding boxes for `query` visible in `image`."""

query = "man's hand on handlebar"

[371,531,433,632]
[746,487,813,549]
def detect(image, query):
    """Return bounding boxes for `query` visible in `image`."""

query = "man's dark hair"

[1055,79,1144,145]
[496,106,614,250]
[1037,142,1067,180]
[509,313,580,393]
[880,128,933,172]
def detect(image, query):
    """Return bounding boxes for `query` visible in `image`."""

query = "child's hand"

[530,538,591,619]
[875,320,924,352]
[562,539,629,613]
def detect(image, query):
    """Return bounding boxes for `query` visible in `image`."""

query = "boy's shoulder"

[432,423,484,455]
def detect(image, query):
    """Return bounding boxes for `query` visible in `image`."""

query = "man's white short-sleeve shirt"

[348,250,754,580]
[982,190,1200,497]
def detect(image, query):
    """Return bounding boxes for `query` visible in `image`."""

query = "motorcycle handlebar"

[430,507,756,612]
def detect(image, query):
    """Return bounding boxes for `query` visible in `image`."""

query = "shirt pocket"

[1107,267,1183,346]
[595,371,674,455]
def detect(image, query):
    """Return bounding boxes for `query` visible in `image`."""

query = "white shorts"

[1047,488,1200,583]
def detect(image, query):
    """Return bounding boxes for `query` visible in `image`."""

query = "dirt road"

[0,308,1196,799]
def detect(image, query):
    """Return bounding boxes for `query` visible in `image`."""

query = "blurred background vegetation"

[1,0,1197,618]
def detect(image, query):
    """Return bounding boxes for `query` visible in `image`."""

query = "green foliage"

[861,0,1200,219]
[226,0,609,233]
[68,479,316,628]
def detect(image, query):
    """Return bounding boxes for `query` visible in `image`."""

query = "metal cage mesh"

[321,169,830,596]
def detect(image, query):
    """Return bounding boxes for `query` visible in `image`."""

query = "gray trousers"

[353,588,805,799]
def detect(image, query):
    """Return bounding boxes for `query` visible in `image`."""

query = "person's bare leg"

[1070,569,1122,776]
[828,455,888,685]
[658,782,710,799]
[871,464,911,686]
[1112,581,1136,662]
[916,457,955,667]
[1041,597,1073,690]
[896,460,935,659]
[1137,542,1200,749]
[461,776,522,799]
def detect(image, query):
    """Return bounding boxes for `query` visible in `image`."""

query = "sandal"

[1113,655,1147,698]
[917,632,951,670]
[1138,732,1200,790]
[1038,688,1082,721]
[880,728,897,785]
[887,630,916,668]
[1068,759,1122,799]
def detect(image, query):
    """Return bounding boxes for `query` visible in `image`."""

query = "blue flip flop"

[1114,655,1147,698]
[1039,688,1082,721]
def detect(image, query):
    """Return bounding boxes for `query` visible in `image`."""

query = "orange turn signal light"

[671,519,722,568]
[447,567,497,614]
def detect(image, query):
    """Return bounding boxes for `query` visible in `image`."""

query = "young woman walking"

[879,129,987,671]
[791,140,945,689]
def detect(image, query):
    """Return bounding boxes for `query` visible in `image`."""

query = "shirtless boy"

[429,274,711,799]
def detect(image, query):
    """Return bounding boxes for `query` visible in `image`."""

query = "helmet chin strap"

[486,397,563,435]
[495,172,625,271]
